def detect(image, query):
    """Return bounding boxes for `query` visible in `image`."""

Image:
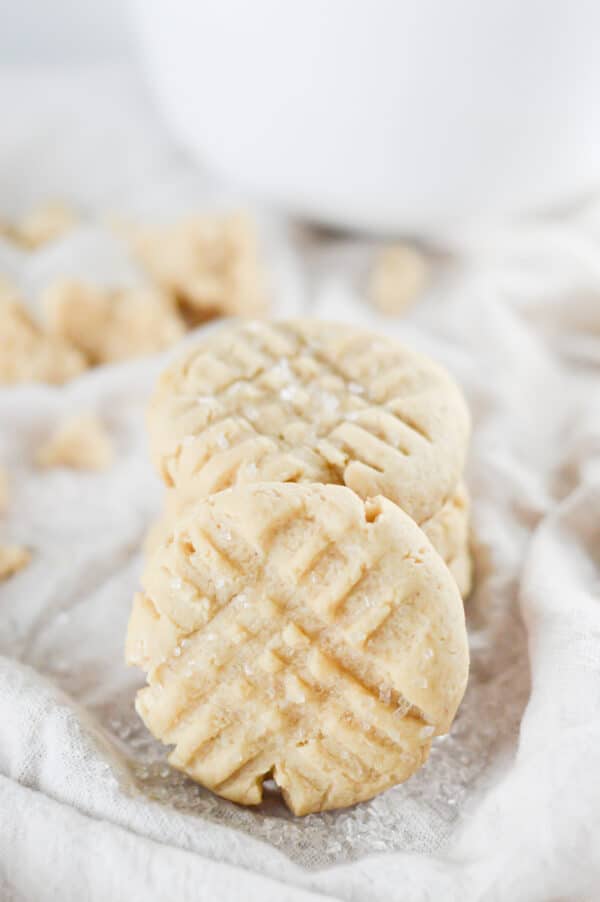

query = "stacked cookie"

[127,320,471,815]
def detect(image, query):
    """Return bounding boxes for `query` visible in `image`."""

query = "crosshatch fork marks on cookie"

[129,483,469,813]
[135,593,430,813]
[147,320,470,522]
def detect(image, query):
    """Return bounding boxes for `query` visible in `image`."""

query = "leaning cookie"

[147,320,470,524]
[127,482,469,815]
[421,481,472,597]
[446,545,473,601]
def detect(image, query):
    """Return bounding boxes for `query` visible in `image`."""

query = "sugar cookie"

[127,482,468,814]
[148,320,470,523]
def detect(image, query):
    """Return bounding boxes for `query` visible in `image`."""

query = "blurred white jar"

[133,0,600,234]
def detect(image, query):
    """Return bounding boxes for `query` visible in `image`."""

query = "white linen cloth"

[1,65,599,902]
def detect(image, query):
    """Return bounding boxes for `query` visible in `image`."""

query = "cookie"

[447,545,473,600]
[0,297,87,385]
[127,212,269,323]
[127,482,469,815]
[0,201,76,249]
[0,544,31,581]
[35,414,114,471]
[42,280,185,365]
[368,242,428,316]
[10,201,76,249]
[145,480,472,596]
[147,320,470,523]
[421,481,472,597]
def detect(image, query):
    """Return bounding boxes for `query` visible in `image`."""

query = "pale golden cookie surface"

[35,414,114,471]
[127,213,269,322]
[446,545,473,601]
[421,481,472,597]
[127,482,469,814]
[368,242,428,316]
[42,280,185,365]
[0,298,87,385]
[0,544,31,581]
[147,320,470,523]
[145,480,472,596]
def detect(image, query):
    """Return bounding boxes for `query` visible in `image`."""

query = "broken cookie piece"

[0,201,77,249]
[368,242,428,316]
[0,297,87,385]
[42,280,185,365]
[0,544,31,581]
[36,414,114,471]
[127,212,269,323]
[0,276,19,302]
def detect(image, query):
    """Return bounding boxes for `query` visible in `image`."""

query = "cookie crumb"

[10,201,77,249]
[42,279,185,365]
[0,296,87,385]
[368,243,428,315]
[0,544,31,581]
[36,414,114,471]
[127,212,269,323]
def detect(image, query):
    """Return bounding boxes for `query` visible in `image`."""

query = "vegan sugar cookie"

[147,320,470,523]
[127,482,469,815]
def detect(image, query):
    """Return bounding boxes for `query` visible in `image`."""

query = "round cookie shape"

[147,319,470,523]
[127,482,469,815]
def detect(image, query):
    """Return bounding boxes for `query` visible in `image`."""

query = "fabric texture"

[1,64,600,902]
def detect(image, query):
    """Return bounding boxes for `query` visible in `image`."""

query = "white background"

[0,0,130,62]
